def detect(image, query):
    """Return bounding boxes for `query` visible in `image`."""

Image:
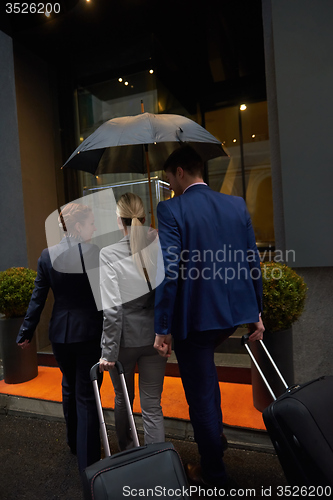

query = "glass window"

[75,70,179,228]
[205,101,275,249]
[75,75,274,247]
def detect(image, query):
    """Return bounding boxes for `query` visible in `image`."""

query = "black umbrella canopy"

[62,112,227,175]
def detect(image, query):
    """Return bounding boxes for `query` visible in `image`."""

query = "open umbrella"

[62,112,227,227]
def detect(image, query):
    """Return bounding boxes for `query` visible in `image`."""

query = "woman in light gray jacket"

[99,193,166,450]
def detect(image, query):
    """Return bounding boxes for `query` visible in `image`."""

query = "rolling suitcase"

[242,334,333,487]
[82,361,189,499]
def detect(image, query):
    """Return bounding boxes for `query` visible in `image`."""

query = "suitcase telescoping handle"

[241,334,289,401]
[90,362,140,456]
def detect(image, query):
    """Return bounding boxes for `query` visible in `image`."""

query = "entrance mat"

[0,366,265,430]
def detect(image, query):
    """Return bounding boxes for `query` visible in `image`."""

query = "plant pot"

[250,328,294,412]
[0,317,38,384]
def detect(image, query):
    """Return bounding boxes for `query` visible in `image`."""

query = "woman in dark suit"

[17,203,103,474]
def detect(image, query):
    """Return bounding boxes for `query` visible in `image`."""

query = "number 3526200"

[6,3,61,14]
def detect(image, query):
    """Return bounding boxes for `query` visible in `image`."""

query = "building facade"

[0,0,332,382]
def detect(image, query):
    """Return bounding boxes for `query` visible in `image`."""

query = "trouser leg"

[137,346,166,444]
[75,340,103,473]
[174,328,235,486]
[52,341,102,473]
[52,343,77,453]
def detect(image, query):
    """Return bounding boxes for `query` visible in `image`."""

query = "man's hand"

[248,316,265,341]
[99,358,115,372]
[154,334,172,358]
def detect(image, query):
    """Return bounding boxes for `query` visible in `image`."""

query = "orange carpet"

[0,366,265,430]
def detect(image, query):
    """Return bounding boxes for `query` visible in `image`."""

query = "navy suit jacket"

[17,238,103,345]
[154,184,263,339]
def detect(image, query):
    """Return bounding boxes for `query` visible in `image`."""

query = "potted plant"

[250,262,307,412]
[0,267,38,384]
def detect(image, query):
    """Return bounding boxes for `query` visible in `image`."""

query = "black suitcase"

[242,334,333,487]
[82,362,189,499]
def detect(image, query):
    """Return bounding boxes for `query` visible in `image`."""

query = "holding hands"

[154,334,172,358]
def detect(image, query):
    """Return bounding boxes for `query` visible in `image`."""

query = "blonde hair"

[117,193,151,279]
[58,203,92,237]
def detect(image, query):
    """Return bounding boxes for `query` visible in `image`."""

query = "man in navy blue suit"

[154,146,265,488]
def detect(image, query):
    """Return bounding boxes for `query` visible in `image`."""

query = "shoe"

[185,463,208,486]
[185,463,229,489]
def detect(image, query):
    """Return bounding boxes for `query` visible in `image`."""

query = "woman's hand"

[18,339,30,350]
[154,334,172,358]
[99,358,115,372]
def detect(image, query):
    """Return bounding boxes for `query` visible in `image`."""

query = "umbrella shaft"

[145,147,156,228]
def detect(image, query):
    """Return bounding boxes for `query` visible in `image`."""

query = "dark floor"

[0,413,288,499]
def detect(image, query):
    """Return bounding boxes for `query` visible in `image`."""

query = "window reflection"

[75,75,274,247]
[205,101,275,249]
[75,70,185,226]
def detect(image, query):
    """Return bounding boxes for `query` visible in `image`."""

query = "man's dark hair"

[163,145,204,178]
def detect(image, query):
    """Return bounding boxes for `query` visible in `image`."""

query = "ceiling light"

[240,104,247,111]
[118,78,123,82]
[45,12,50,17]
[124,81,129,86]
[233,139,237,143]
[252,134,256,138]
[149,69,154,74]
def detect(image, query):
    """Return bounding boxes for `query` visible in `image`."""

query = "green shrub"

[261,262,307,332]
[0,267,37,319]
